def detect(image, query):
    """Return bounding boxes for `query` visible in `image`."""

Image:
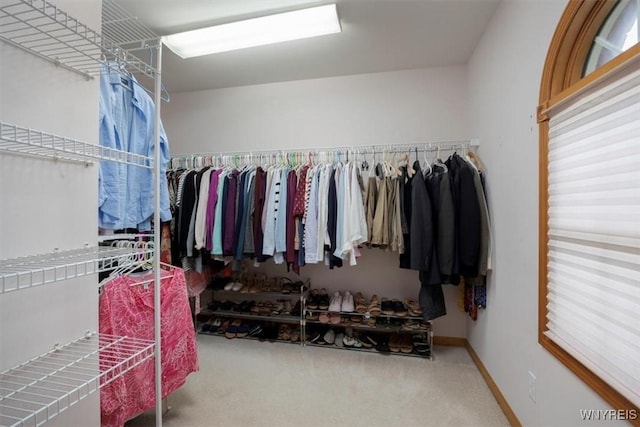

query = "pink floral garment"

[99,268,199,427]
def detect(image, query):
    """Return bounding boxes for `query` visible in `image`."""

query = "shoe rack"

[303,291,432,359]
[197,275,307,344]
[196,277,433,359]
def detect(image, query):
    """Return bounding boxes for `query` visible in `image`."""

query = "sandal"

[353,292,368,313]
[251,302,263,314]
[388,334,401,352]
[261,301,274,315]
[404,298,422,316]
[400,335,413,353]
[329,313,342,325]
[271,277,284,293]
[236,323,250,338]
[225,319,242,339]
[278,324,291,341]
[368,294,381,316]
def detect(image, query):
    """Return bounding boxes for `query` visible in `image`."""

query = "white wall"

[0,0,101,425]
[467,0,626,425]
[163,66,469,337]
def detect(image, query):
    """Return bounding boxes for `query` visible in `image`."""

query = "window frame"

[538,0,640,416]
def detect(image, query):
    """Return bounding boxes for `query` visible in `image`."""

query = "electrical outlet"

[528,371,536,403]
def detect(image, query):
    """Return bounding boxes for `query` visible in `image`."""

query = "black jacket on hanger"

[447,154,481,279]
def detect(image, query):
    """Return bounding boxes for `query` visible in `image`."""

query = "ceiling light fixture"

[163,4,341,59]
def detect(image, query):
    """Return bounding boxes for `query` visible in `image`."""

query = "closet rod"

[171,139,476,165]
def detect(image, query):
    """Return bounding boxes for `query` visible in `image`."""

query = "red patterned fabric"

[293,165,309,217]
[99,268,198,427]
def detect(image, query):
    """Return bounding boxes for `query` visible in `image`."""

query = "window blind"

[546,64,640,407]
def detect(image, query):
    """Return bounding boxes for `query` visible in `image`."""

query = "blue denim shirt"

[99,66,172,230]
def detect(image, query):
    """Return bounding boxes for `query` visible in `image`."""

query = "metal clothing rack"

[170,139,478,170]
[0,0,165,425]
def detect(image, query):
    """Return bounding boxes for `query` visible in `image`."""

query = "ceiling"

[114,0,501,94]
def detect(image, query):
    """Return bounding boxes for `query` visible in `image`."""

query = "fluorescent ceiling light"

[163,4,341,59]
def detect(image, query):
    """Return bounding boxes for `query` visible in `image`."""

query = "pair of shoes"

[375,335,390,353]
[234,300,255,313]
[278,324,292,341]
[399,335,413,353]
[272,299,292,315]
[392,299,408,317]
[328,291,355,312]
[413,335,430,355]
[290,327,301,342]
[368,294,381,316]
[353,292,368,313]
[201,318,222,333]
[317,289,330,310]
[388,334,401,352]
[405,298,422,316]
[225,319,242,338]
[342,327,362,348]
[380,298,394,315]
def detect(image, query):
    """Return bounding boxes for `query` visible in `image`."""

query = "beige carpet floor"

[126,334,509,427]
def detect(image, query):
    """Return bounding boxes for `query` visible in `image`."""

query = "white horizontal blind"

[546,64,640,407]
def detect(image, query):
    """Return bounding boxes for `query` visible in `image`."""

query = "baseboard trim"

[433,336,466,346]
[464,341,522,427]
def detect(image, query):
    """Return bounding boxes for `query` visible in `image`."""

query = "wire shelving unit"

[0,121,153,167]
[0,332,154,427]
[0,0,156,79]
[0,0,166,425]
[0,246,154,294]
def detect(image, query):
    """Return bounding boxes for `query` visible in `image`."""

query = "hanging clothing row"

[167,145,491,321]
[398,151,492,321]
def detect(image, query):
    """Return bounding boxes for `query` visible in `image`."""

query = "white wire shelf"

[0,246,154,294]
[0,0,157,80]
[101,0,159,51]
[0,332,155,427]
[0,122,153,167]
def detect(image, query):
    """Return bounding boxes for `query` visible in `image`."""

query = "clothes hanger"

[434,145,449,173]
[422,149,432,176]
[406,149,415,177]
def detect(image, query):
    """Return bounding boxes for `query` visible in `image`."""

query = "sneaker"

[335,333,345,347]
[328,291,343,312]
[323,328,336,345]
[341,291,355,312]
[342,334,355,347]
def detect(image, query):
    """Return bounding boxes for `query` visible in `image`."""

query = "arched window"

[584,0,638,76]
[538,0,639,415]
